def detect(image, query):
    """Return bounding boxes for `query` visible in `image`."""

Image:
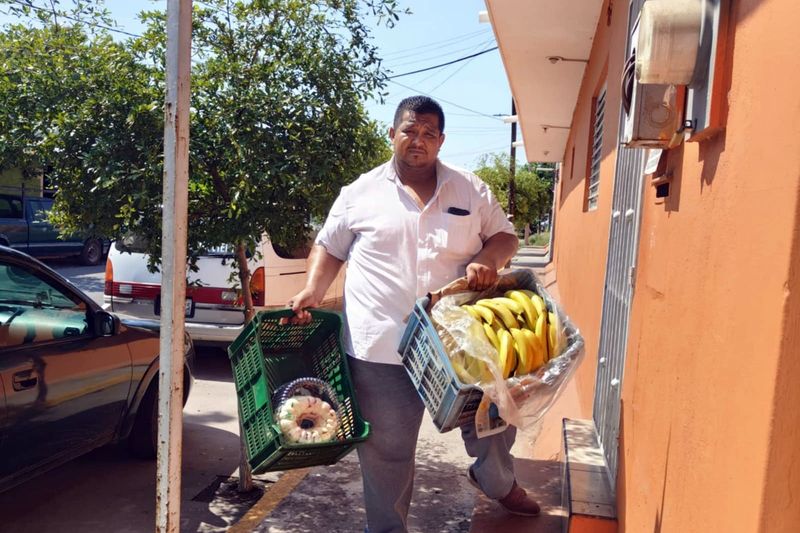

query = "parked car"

[0,193,108,265]
[0,245,194,492]
[104,235,344,346]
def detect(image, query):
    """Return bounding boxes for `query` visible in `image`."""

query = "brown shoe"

[468,469,541,517]
[498,482,541,517]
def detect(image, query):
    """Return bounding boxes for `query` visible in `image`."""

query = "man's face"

[389,110,445,169]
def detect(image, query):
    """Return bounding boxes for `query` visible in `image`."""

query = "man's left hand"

[466,261,498,291]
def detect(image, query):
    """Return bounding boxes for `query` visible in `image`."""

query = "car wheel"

[80,238,103,266]
[128,382,157,459]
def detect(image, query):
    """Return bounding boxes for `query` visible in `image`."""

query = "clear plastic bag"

[429,269,584,434]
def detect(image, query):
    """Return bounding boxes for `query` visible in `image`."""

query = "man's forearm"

[472,232,519,270]
[306,244,345,298]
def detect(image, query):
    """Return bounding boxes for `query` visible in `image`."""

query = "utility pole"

[156,1,191,531]
[508,98,517,220]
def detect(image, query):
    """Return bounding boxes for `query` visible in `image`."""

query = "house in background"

[484,0,800,531]
[0,168,43,197]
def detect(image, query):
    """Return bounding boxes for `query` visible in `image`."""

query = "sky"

[0,0,524,171]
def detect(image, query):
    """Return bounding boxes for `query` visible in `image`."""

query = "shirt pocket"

[443,212,482,258]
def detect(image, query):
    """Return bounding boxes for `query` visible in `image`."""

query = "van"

[103,235,343,346]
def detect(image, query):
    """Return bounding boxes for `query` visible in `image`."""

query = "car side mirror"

[93,310,117,337]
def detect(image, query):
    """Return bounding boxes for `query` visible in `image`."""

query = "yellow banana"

[483,322,501,351]
[451,354,477,384]
[510,328,531,376]
[469,303,495,325]
[488,297,524,315]
[467,355,493,383]
[535,313,548,361]
[521,289,536,298]
[530,293,547,318]
[548,311,564,359]
[491,320,506,333]
[505,290,539,329]
[521,328,545,371]
[497,329,517,379]
[475,300,520,330]
[461,304,482,322]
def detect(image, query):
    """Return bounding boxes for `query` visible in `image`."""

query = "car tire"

[80,238,103,266]
[128,382,157,459]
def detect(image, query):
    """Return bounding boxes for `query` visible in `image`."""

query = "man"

[286,96,539,532]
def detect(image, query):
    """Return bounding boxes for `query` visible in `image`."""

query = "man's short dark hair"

[393,96,445,133]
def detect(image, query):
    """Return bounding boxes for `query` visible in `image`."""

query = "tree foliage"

[473,153,553,233]
[0,0,396,312]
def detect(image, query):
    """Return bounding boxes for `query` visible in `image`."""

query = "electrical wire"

[387,46,498,79]
[424,38,495,93]
[408,36,494,87]
[5,0,142,37]
[381,28,491,59]
[385,35,495,69]
[388,79,504,121]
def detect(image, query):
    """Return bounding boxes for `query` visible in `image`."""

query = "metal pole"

[548,163,560,261]
[157,1,192,532]
[509,99,517,219]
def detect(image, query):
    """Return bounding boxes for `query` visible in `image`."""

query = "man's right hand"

[280,286,321,325]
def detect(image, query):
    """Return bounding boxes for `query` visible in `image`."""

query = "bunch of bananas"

[452,289,565,383]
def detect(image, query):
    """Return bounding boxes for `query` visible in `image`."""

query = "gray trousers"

[349,357,517,533]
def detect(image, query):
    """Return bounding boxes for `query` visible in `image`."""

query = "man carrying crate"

[285,96,540,532]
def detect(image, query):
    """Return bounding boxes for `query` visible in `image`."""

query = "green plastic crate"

[227,309,370,473]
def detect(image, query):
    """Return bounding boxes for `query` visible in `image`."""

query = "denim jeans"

[349,357,517,533]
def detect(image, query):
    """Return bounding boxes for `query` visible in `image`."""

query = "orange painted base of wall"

[569,515,617,533]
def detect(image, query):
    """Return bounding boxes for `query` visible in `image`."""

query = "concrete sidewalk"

[230,253,568,533]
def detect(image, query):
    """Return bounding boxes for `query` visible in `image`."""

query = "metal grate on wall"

[591,0,649,489]
[586,86,607,210]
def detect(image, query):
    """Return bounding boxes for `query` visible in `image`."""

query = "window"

[28,199,53,223]
[586,85,607,211]
[0,196,23,219]
[0,262,88,348]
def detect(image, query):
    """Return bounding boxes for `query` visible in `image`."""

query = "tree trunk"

[234,242,254,492]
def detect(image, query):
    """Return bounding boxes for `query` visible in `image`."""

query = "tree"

[0,0,396,319]
[473,153,553,235]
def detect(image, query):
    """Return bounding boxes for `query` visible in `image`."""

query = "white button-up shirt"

[316,158,515,364]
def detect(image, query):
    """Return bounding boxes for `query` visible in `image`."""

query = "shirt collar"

[385,157,453,188]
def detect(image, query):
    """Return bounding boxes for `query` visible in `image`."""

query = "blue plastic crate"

[398,278,584,433]
[398,296,484,432]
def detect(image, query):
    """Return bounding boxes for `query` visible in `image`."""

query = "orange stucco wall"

[550,0,800,532]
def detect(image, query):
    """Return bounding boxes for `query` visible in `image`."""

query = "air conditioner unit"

[621,16,683,148]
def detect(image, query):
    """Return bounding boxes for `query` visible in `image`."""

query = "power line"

[381,28,491,59]
[425,38,494,93]
[385,34,495,69]
[387,46,498,79]
[5,0,142,37]
[388,79,504,121]
[410,36,494,87]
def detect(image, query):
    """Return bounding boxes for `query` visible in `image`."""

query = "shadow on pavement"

[193,347,235,383]
[254,440,475,533]
[0,421,254,533]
